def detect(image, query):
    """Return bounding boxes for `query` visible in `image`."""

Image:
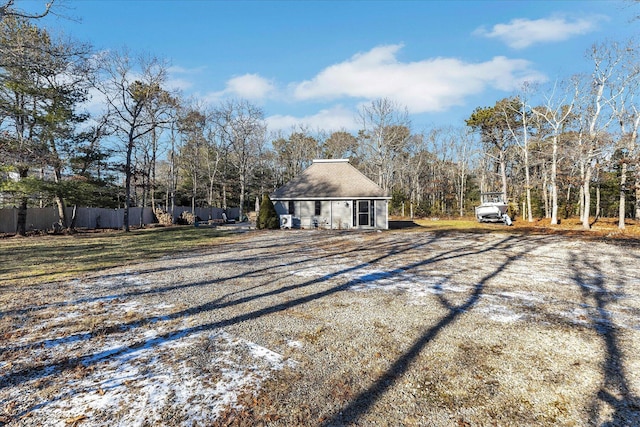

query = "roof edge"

[312,158,349,163]
[271,196,391,201]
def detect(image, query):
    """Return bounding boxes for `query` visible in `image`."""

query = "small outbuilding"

[271,159,390,230]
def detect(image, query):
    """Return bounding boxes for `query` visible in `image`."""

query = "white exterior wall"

[274,200,352,229]
[375,200,389,229]
[330,200,352,229]
[272,199,388,230]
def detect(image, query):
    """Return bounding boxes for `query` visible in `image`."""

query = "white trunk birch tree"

[576,41,627,229]
[609,41,640,228]
[532,78,578,225]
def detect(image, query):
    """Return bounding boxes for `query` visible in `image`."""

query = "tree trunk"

[522,136,533,222]
[636,174,640,220]
[170,137,176,217]
[238,174,246,221]
[541,163,548,218]
[596,184,601,219]
[52,167,68,229]
[499,151,508,204]
[619,161,627,229]
[582,168,592,229]
[54,195,67,229]
[70,205,78,230]
[222,183,227,210]
[458,171,465,217]
[551,136,559,225]
[151,127,157,213]
[191,177,197,214]
[140,175,147,228]
[17,196,27,236]
[16,167,29,236]
[124,137,134,232]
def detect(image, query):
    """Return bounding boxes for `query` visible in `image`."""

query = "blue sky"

[37,0,639,134]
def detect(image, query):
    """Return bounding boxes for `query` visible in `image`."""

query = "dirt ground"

[1,228,640,426]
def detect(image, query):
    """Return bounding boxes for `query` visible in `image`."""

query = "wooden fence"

[0,206,240,233]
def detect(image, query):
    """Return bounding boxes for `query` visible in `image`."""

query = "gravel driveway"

[2,229,640,426]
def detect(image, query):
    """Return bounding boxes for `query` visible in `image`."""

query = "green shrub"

[257,193,280,229]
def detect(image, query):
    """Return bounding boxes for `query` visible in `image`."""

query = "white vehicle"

[475,192,512,225]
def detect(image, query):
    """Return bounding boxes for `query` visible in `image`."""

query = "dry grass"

[0,226,228,287]
[402,215,640,240]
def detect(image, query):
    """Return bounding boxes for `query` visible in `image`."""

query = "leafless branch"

[0,0,55,21]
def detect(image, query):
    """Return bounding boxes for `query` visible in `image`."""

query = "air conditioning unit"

[280,214,292,229]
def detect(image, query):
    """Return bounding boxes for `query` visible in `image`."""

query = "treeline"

[1,10,638,235]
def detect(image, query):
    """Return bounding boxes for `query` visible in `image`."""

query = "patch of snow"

[478,304,523,323]
[1,280,294,427]
[498,291,545,305]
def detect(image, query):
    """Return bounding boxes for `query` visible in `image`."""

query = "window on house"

[288,201,295,215]
[315,201,321,216]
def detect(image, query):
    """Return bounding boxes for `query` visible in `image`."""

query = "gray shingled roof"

[271,159,389,200]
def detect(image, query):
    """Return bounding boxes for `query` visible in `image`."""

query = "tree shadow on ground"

[321,234,531,426]
[569,252,640,426]
[0,231,572,423]
[0,232,440,392]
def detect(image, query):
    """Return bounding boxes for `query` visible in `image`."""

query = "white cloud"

[167,65,206,75]
[201,73,276,104]
[292,44,546,113]
[166,65,208,92]
[223,73,276,100]
[225,74,275,99]
[266,105,358,132]
[474,16,603,49]
[166,77,193,92]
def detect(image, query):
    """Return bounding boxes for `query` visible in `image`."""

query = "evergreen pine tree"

[257,193,280,229]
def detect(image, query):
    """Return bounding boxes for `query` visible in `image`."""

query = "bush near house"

[257,193,280,230]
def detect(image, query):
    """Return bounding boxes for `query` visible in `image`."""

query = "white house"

[271,159,390,230]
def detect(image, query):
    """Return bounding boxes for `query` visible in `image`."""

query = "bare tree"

[452,128,477,217]
[500,90,535,222]
[609,40,640,228]
[203,121,222,208]
[575,41,627,229]
[358,98,411,191]
[213,99,266,221]
[532,78,578,225]
[153,118,179,216]
[92,49,172,231]
[402,131,429,218]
